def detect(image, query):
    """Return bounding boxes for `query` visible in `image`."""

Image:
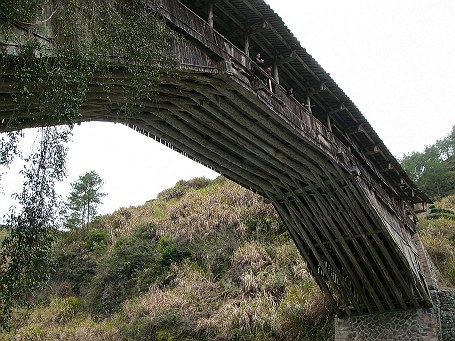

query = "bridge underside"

[0,0,432,315]
[0,65,431,315]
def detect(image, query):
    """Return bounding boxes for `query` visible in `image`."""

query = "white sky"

[1,0,454,217]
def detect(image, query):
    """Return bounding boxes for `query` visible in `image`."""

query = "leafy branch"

[0,0,177,329]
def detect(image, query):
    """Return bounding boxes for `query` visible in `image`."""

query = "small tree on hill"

[62,171,106,230]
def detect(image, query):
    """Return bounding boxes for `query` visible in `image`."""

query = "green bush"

[51,296,83,323]
[85,228,109,252]
[430,207,455,214]
[121,316,155,341]
[427,212,455,220]
[51,240,97,296]
[86,225,187,315]
[86,225,157,315]
[156,328,178,341]
[157,236,187,267]
[449,264,455,285]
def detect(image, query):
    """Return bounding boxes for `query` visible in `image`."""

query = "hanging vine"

[0,0,177,328]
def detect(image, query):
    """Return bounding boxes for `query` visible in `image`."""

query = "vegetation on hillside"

[399,125,455,287]
[417,196,455,287]
[401,125,455,198]
[0,0,177,324]
[1,127,454,339]
[1,177,335,340]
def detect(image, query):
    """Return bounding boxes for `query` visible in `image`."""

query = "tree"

[1,0,175,328]
[401,125,455,198]
[62,171,106,230]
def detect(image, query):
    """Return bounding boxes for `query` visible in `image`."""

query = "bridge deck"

[0,0,433,315]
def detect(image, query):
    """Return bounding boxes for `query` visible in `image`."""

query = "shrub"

[86,224,159,315]
[427,212,455,220]
[50,296,83,323]
[430,207,455,214]
[85,228,109,252]
[121,315,155,341]
[86,225,187,315]
[51,240,97,296]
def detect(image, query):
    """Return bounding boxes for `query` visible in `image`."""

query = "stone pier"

[335,289,455,340]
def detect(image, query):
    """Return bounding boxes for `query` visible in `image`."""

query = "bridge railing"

[153,0,249,68]
[154,0,417,250]
[156,0,357,170]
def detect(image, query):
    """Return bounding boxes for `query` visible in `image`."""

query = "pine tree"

[62,171,106,230]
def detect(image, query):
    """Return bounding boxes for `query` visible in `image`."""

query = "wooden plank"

[268,185,354,314]
[282,180,371,313]
[302,171,392,311]
[334,167,420,308]
[317,164,397,310]
[268,197,338,309]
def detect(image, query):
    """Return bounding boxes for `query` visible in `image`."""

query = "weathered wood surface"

[0,0,433,315]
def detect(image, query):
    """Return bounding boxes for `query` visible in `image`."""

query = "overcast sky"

[1,0,454,217]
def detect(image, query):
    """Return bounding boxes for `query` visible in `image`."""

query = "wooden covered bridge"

[0,0,434,316]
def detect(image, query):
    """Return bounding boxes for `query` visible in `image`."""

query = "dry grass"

[233,241,271,272]
[437,194,455,211]
[198,292,278,340]
[419,210,455,286]
[139,260,221,333]
[5,298,121,341]
[157,180,282,242]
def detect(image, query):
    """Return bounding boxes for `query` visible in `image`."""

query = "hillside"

[417,195,455,287]
[2,177,454,340]
[1,177,334,340]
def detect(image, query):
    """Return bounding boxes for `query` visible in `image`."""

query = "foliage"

[401,125,455,198]
[0,0,48,25]
[0,230,8,244]
[278,280,334,340]
[61,171,106,230]
[0,0,177,327]
[85,224,186,316]
[0,125,70,329]
[49,238,98,297]
[418,202,455,287]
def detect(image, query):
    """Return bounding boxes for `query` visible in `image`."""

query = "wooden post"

[244,34,250,55]
[273,59,279,85]
[306,94,312,113]
[208,2,214,28]
[327,113,332,132]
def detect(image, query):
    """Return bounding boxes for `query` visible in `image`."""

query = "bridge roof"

[181,0,430,204]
